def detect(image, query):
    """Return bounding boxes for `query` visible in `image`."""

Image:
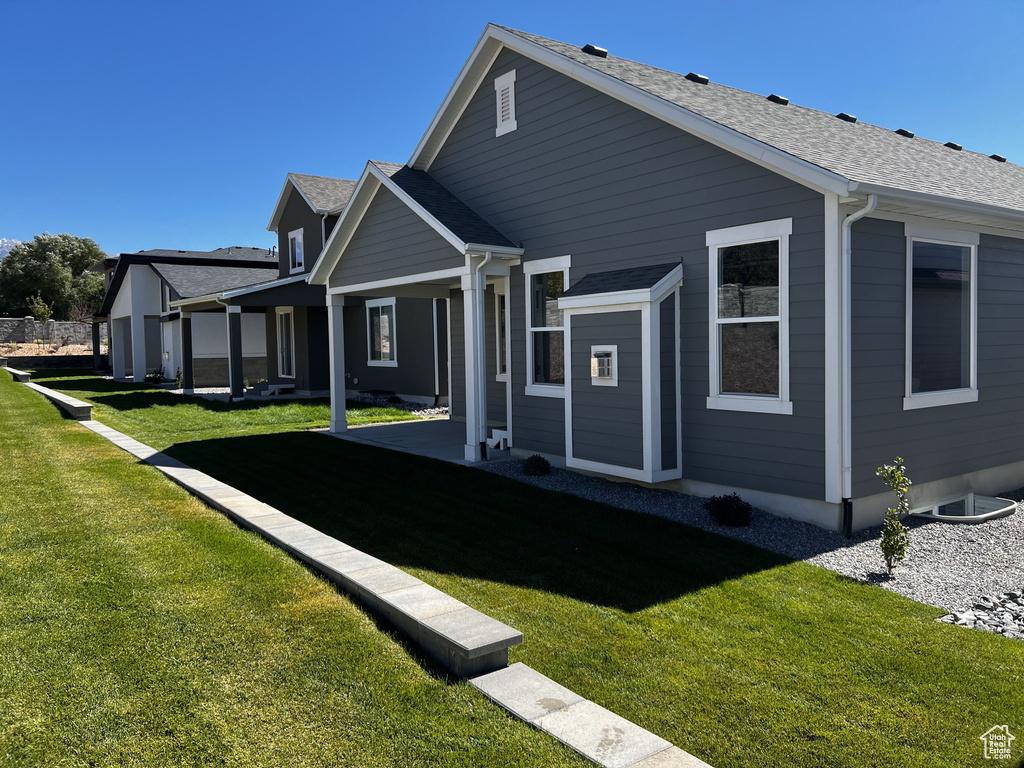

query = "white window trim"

[524,255,571,398]
[288,228,304,274]
[495,286,508,382]
[494,69,517,137]
[275,306,296,379]
[903,226,979,411]
[706,218,793,415]
[590,345,618,387]
[366,297,398,368]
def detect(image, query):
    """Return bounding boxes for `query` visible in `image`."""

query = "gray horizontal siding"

[430,48,826,498]
[570,311,644,469]
[342,298,438,398]
[277,187,323,279]
[851,219,1024,497]
[328,185,463,288]
[449,289,506,425]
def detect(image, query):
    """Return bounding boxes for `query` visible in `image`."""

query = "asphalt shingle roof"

[151,264,278,299]
[499,27,1024,214]
[289,174,358,213]
[562,262,680,298]
[372,160,517,248]
[136,247,277,263]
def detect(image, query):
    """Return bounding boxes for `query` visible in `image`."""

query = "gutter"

[840,194,877,509]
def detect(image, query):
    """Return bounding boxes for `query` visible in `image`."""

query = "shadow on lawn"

[163,431,794,613]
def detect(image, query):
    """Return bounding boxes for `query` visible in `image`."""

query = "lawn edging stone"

[75,417,523,679]
[23,380,92,419]
[5,366,32,384]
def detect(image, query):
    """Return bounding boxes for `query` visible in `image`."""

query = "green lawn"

[25,372,1024,767]
[0,371,586,767]
[27,369,419,449]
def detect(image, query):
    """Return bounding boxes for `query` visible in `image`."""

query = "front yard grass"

[26,371,1024,766]
[28,369,419,448]
[0,371,585,767]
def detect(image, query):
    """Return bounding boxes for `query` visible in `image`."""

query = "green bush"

[876,457,912,576]
[522,454,551,476]
[704,492,753,527]
[144,366,165,384]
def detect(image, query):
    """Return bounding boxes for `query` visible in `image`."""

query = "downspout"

[840,193,877,534]
[214,297,234,398]
[473,251,493,458]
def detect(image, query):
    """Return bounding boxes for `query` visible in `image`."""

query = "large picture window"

[524,255,570,397]
[904,226,978,409]
[366,297,397,367]
[706,219,792,414]
[276,307,295,379]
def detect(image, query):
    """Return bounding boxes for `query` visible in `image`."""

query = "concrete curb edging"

[4,366,31,383]
[75,418,522,678]
[16,377,713,768]
[472,664,712,768]
[24,381,92,419]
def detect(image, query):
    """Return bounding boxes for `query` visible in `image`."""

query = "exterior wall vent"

[945,142,963,151]
[581,44,608,58]
[685,72,709,85]
[836,112,857,123]
[895,128,915,138]
[766,94,789,105]
[990,154,1007,162]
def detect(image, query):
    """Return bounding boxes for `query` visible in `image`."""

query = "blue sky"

[2,0,1022,256]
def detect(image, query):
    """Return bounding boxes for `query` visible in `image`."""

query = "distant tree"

[0,233,105,319]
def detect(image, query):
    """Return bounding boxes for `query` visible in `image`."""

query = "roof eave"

[848,182,1024,227]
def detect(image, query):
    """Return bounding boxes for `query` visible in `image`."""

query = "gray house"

[172,172,446,401]
[310,24,1024,531]
[96,248,278,385]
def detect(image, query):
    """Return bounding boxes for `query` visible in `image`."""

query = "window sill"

[706,395,793,415]
[903,388,978,410]
[289,266,305,275]
[367,360,398,368]
[496,373,508,383]
[525,383,565,399]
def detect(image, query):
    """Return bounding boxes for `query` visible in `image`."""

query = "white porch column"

[111,318,125,379]
[327,294,347,433]
[462,269,486,462]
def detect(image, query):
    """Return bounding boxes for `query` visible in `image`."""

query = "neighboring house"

[95,248,278,384]
[172,172,447,402]
[309,24,1024,531]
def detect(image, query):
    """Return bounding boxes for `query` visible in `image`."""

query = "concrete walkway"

[323,418,511,465]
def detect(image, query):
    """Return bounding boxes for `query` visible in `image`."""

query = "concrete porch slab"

[320,419,511,466]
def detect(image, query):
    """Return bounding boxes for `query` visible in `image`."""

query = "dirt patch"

[2,344,107,357]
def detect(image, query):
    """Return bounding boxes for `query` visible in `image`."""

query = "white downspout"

[840,194,877,504]
[474,251,493,454]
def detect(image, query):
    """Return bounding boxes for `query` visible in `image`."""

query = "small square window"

[591,345,618,387]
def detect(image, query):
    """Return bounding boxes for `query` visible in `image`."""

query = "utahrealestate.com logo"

[980,726,1015,760]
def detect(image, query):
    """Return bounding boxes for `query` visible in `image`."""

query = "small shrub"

[522,454,551,476]
[144,366,165,384]
[387,395,403,405]
[876,457,912,576]
[26,292,52,322]
[704,492,753,527]
[243,377,250,390]
[175,367,183,388]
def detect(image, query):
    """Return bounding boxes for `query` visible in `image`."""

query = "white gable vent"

[494,70,517,137]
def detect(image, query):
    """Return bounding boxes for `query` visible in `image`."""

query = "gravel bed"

[347,394,449,418]
[480,459,1024,613]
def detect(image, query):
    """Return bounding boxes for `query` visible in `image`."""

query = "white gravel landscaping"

[481,459,1024,618]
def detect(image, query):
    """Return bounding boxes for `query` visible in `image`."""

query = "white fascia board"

[409,28,504,170]
[367,162,468,253]
[220,273,308,299]
[326,266,468,296]
[558,265,682,310]
[848,182,1024,227]
[411,26,851,197]
[464,243,524,256]
[308,164,379,286]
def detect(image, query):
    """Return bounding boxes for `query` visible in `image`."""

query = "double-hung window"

[276,307,295,379]
[904,224,978,409]
[366,297,397,367]
[706,219,792,414]
[288,228,304,273]
[524,255,570,396]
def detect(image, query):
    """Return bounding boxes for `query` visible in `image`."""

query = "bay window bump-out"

[366,297,397,367]
[903,224,979,410]
[288,228,304,273]
[524,255,570,398]
[706,218,793,415]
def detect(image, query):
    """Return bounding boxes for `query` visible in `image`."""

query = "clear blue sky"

[3,0,1022,256]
